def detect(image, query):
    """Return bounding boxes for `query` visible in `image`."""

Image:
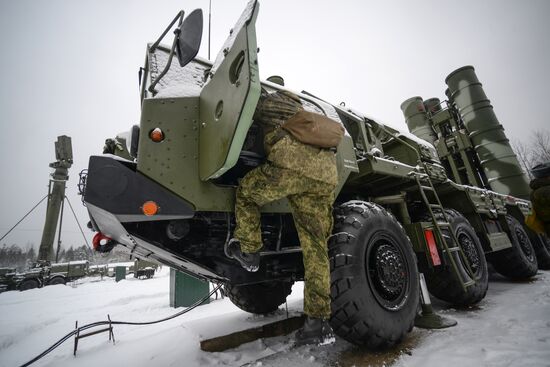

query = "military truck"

[105,262,135,277]
[0,262,50,291]
[0,261,90,291]
[80,0,539,349]
[0,268,17,292]
[400,77,550,272]
[88,264,107,277]
[133,259,159,279]
[47,260,89,285]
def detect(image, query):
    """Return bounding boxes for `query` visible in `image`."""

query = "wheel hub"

[374,244,405,297]
[458,232,481,275]
[515,228,535,261]
[367,234,409,311]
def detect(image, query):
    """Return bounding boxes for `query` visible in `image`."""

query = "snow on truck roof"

[52,260,88,266]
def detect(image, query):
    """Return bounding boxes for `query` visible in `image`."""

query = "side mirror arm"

[147,11,185,96]
[148,31,180,95]
[150,10,184,53]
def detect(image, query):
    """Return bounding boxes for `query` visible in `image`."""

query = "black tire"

[225,281,293,315]
[488,215,538,279]
[419,209,488,306]
[329,201,419,349]
[19,279,39,291]
[47,276,66,286]
[531,234,550,270]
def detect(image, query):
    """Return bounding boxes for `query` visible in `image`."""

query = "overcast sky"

[1,0,549,251]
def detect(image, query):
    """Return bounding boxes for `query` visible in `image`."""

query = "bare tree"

[531,129,550,165]
[512,129,550,179]
[512,138,536,179]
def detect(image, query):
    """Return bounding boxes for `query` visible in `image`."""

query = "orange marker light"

[150,128,164,142]
[142,201,159,216]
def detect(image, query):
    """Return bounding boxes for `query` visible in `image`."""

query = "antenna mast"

[38,136,73,261]
[208,0,212,60]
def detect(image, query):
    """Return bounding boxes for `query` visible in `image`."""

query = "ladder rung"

[436,222,451,227]
[429,204,442,209]
[445,247,461,253]
[420,185,434,191]
[463,280,476,287]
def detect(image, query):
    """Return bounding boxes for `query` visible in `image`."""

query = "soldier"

[527,162,550,236]
[225,87,338,346]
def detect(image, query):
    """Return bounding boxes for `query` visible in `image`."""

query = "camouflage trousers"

[234,162,335,319]
[531,177,550,235]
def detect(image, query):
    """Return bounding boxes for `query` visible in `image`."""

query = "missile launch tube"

[423,98,442,115]
[401,96,438,145]
[445,66,530,199]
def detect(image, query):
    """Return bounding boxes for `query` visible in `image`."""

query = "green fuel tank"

[401,96,437,145]
[445,66,530,199]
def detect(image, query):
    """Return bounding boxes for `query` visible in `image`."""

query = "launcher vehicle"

[81,0,542,349]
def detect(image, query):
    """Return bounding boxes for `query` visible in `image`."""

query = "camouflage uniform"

[530,176,550,236]
[234,90,337,319]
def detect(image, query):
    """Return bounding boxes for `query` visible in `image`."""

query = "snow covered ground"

[1,268,549,367]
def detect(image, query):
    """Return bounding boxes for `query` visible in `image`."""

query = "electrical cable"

[19,283,223,367]
[64,195,91,250]
[0,195,48,242]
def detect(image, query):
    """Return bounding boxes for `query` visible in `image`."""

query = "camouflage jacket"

[254,90,338,186]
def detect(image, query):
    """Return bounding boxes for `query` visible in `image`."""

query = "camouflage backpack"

[281,110,344,149]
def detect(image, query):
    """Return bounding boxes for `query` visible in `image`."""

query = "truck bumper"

[84,155,195,223]
[83,156,224,281]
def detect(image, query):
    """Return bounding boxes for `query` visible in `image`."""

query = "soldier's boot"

[224,238,260,272]
[295,316,336,346]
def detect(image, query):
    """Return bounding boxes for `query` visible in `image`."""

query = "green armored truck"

[0,262,50,291]
[5,261,90,290]
[48,260,89,285]
[80,0,540,349]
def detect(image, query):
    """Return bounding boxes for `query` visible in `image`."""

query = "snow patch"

[2,266,550,366]
[149,50,208,98]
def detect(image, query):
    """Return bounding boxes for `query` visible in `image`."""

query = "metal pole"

[38,177,67,261]
[55,198,65,262]
[38,136,72,261]
[208,0,212,60]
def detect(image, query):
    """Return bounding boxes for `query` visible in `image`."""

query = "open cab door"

[199,0,261,180]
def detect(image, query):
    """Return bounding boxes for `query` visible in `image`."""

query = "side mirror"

[176,9,203,67]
